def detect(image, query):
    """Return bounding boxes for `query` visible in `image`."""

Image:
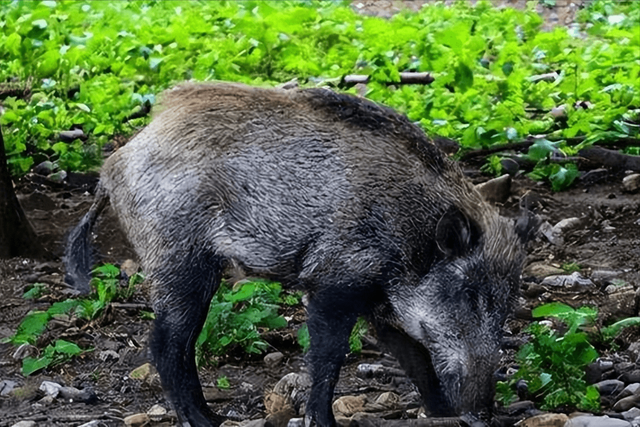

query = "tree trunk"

[0,124,46,258]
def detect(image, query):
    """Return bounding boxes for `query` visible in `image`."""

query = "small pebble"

[123,413,150,427]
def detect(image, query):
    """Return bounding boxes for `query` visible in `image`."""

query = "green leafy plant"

[22,283,48,299]
[195,279,288,366]
[296,317,369,355]
[0,0,638,190]
[297,323,311,353]
[75,264,144,320]
[497,302,600,410]
[216,376,230,390]
[498,302,640,410]
[22,339,83,376]
[348,317,369,355]
[561,262,581,273]
[5,263,143,375]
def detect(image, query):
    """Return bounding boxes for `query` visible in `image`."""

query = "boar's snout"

[419,321,499,415]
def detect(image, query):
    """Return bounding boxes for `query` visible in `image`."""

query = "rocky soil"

[1,158,640,427]
[2,2,639,427]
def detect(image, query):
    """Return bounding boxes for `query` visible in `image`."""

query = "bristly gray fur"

[64,185,109,294]
[65,82,527,426]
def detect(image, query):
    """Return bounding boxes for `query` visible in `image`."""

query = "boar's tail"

[64,185,109,294]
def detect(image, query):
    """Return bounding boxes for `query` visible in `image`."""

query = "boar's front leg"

[374,322,455,416]
[304,290,359,427]
[150,249,226,427]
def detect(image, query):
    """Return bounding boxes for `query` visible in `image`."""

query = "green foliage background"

[0,0,638,184]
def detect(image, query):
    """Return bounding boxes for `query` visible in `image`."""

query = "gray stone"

[59,128,85,142]
[46,170,67,184]
[521,413,568,427]
[39,381,62,398]
[33,160,55,176]
[541,272,594,289]
[592,270,623,283]
[332,395,365,417]
[0,380,17,396]
[373,391,400,408]
[98,350,120,362]
[272,373,311,397]
[123,413,150,427]
[120,259,140,278]
[264,352,285,368]
[524,263,565,278]
[622,407,640,421]
[595,379,625,396]
[539,221,561,245]
[619,383,640,399]
[475,174,511,204]
[598,359,615,371]
[623,174,640,193]
[614,393,640,412]
[565,415,632,427]
[622,370,640,385]
[147,404,167,421]
[615,362,636,376]
[10,422,37,427]
[287,419,304,427]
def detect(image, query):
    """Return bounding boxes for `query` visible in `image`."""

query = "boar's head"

[380,206,526,417]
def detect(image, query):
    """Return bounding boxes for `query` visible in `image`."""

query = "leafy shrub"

[4,263,143,375]
[498,302,640,410]
[75,263,144,320]
[296,317,369,355]
[195,279,288,366]
[1,0,638,190]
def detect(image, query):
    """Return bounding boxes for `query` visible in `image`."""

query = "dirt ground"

[1,1,639,426]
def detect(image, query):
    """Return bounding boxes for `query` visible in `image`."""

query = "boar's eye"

[435,207,480,258]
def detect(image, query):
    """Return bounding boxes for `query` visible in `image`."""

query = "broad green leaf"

[12,311,49,345]
[32,19,48,29]
[47,300,80,315]
[532,302,574,318]
[527,139,557,161]
[5,33,22,56]
[54,339,82,355]
[22,355,53,376]
[454,62,474,93]
[549,164,579,192]
[92,264,120,278]
[226,283,257,303]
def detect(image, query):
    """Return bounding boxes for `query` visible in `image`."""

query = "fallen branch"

[342,72,434,86]
[459,138,537,161]
[110,302,152,310]
[578,146,640,172]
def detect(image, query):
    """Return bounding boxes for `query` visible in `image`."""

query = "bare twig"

[342,72,434,86]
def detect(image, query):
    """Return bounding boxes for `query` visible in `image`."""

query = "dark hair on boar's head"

[65,83,531,427]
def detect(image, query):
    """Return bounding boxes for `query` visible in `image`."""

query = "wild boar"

[65,83,530,426]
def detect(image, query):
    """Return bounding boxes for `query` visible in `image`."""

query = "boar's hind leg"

[305,292,359,427]
[150,249,225,427]
[374,323,455,416]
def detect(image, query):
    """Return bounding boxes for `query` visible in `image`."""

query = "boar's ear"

[435,207,479,258]
[515,192,541,244]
